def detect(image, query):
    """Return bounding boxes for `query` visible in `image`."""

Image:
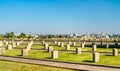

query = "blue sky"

[0,0,120,34]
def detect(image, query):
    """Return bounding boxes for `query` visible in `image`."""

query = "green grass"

[3,49,120,66]
[0,60,75,71]
[3,42,120,66]
[31,45,44,49]
[34,44,119,52]
[97,54,120,66]
[51,45,66,50]
[28,50,51,59]
[12,44,120,53]
[4,49,21,56]
[56,52,92,62]
[33,42,40,44]
[82,47,114,52]
[20,42,28,45]
[15,45,26,49]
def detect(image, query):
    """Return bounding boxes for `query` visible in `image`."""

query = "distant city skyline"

[0,0,120,34]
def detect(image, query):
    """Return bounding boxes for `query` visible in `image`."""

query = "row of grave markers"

[0,40,23,54]
[21,45,118,62]
[41,41,119,62]
[22,41,33,56]
[42,41,119,49]
[7,41,22,50]
[0,40,119,63]
[43,41,112,51]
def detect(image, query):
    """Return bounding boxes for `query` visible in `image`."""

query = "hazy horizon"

[0,0,120,34]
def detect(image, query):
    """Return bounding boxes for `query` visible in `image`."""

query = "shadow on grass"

[43,51,49,53]
[105,55,113,56]
[83,60,93,63]
[85,45,92,47]
[97,45,106,48]
[70,53,77,54]
[50,44,57,46]
[59,49,66,51]
[46,57,52,59]
[17,55,22,56]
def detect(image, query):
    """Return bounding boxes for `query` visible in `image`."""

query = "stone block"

[52,50,58,59]
[93,52,99,62]
[48,46,53,53]
[66,44,70,50]
[76,47,81,54]
[113,48,118,56]
[22,49,28,56]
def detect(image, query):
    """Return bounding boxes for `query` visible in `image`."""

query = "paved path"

[0,56,120,71]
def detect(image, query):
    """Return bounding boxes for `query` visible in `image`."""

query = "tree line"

[0,32,34,39]
[0,32,69,39]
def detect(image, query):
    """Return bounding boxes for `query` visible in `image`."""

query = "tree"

[18,33,26,38]
[4,32,15,38]
[27,35,34,39]
[59,35,63,38]
[48,34,54,38]
[0,34,3,39]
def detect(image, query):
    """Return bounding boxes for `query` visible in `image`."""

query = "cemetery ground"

[3,41,120,66]
[0,60,74,71]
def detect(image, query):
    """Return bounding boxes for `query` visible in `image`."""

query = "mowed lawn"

[11,44,120,52]
[3,49,120,66]
[2,42,120,66]
[11,42,120,52]
[0,60,75,71]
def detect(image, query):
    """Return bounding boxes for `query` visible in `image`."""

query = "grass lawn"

[20,42,28,45]
[3,49,120,66]
[0,60,75,71]
[15,42,120,52]
[10,44,120,53]
[30,44,120,53]
[15,45,26,49]
[3,42,120,66]
[31,45,44,49]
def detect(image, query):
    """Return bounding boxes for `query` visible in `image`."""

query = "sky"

[0,0,120,34]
